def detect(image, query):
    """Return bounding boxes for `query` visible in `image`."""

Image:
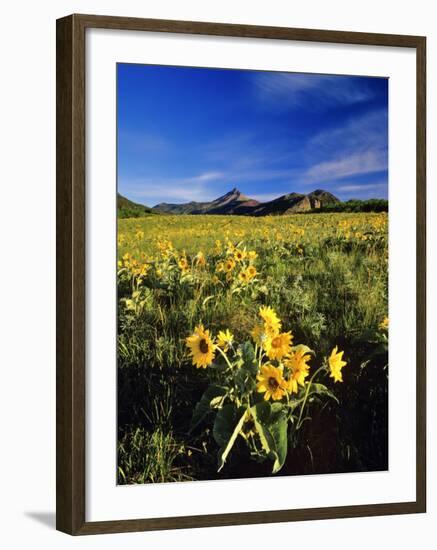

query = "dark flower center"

[271,337,281,348]
[199,338,209,354]
[268,377,279,390]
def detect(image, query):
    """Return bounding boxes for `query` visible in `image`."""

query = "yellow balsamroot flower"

[234,249,245,262]
[328,346,347,383]
[284,345,312,394]
[137,263,150,277]
[224,258,235,272]
[379,316,389,331]
[211,275,220,285]
[246,265,257,279]
[186,325,216,369]
[265,331,293,360]
[256,364,287,401]
[216,261,225,272]
[217,329,234,352]
[238,270,249,284]
[259,306,282,335]
[178,257,189,271]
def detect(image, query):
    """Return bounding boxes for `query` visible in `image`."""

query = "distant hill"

[117,193,156,218]
[153,188,340,216]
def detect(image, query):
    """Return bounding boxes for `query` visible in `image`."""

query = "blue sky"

[117,63,388,206]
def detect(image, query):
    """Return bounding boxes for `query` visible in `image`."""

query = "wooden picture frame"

[56,13,426,535]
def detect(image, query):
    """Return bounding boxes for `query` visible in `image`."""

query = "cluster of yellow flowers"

[118,234,262,293]
[118,212,387,258]
[336,215,388,242]
[185,306,347,403]
[118,252,151,278]
[157,238,174,252]
[214,243,258,285]
[117,213,387,289]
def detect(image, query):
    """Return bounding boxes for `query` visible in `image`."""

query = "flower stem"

[215,345,234,371]
[296,365,326,430]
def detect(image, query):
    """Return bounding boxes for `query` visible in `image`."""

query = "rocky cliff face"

[286,195,322,213]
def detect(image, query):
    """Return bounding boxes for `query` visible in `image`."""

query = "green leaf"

[309,383,339,404]
[251,401,275,455]
[213,405,249,472]
[189,385,227,433]
[240,341,256,368]
[269,404,288,473]
[213,404,237,447]
[234,368,249,393]
[232,342,257,393]
[251,402,288,473]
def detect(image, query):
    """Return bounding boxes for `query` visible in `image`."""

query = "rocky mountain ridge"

[152,187,340,216]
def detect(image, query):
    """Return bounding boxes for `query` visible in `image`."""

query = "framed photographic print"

[56,14,426,535]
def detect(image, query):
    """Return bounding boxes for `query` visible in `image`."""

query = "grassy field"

[117,213,388,484]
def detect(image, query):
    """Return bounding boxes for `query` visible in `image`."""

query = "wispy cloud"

[192,171,224,183]
[303,150,387,184]
[120,171,225,205]
[335,182,388,192]
[251,73,376,110]
[308,109,388,156]
[300,108,388,187]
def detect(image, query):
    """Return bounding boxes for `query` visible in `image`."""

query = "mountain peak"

[223,187,241,197]
[214,187,244,202]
